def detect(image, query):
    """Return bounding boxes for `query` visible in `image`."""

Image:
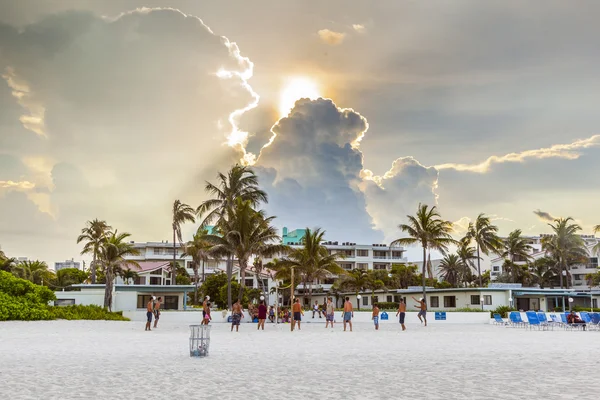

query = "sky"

[2,0,600,266]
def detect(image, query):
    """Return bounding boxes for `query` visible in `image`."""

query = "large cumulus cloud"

[0,8,255,260]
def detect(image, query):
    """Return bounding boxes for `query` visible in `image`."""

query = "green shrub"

[48,305,129,321]
[572,306,600,312]
[373,302,399,310]
[453,307,487,312]
[0,291,53,321]
[490,305,517,318]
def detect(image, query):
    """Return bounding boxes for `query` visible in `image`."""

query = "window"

[341,263,353,270]
[54,299,75,306]
[362,296,368,306]
[588,257,599,268]
[387,295,393,302]
[373,296,379,303]
[492,266,500,272]
[135,276,146,285]
[443,296,456,308]
[304,297,310,305]
[153,248,163,255]
[471,295,480,305]
[342,250,354,257]
[163,295,178,310]
[137,295,153,309]
[483,295,492,305]
[357,263,368,270]
[393,295,400,303]
[244,278,254,288]
[357,250,369,257]
[430,296,439,308]
[392,251,403,259]
[150,277,161,285]
[594,299,598,309]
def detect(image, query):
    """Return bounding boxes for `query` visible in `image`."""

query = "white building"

[490,234,599,289]
[54,259,81,272]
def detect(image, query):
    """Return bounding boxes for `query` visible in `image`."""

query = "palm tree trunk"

[103,267,111,310]
[238,262,247,302]
[194,263,199,305]
[422,246,427,303]
[202,259,205,285]
[172,229,177,284]
[91,252,97,284]
[227,255,232,310]
[477,245,482,288]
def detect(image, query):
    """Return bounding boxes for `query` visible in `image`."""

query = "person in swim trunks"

[325,297,335,328]
[412,296,427,327]
[145,297,154,331]
[372,303,380,330]
[292,298,304,331]
[202,296,209,325]
[231,299,243,332]
[342,296,353,332]
[396,298,407,331]
[153,297,162,328]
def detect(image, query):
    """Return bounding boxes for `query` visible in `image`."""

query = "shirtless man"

[292,298,304,330]
[396,298,407,331]
[231,299,244,332]
[153,297,162,328]
[145,297,154,331]
[412,296,427,326]
[325,297,335,328]
[342,297,354,332]
[372,303,380,331]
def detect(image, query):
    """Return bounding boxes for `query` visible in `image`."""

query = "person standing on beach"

[204,302,212,324]
[145,297,154,331]
[231,299,244,332]
[372,303,380,330]
[202,296,209,325]
[342,297,354,332]
[153,297,162,329]
[257,300,267,330]
[325,297,335,328]
[292,298,304,330]
[396,298,407,331]
[412,296,427,326]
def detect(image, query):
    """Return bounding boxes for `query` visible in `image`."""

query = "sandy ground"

[1,319,599,400]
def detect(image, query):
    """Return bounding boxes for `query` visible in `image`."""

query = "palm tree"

[530,257,557,288]
[389,263,419,289]
[206,199,287,303]
[198,165,268,310]
[182,228,211,304]
[273,228,344,304]
[99,231,140,310]
[171,200,196,284]
[365,271,386,304]
[439,254,465,287]
[463,213,503,288]
[0,247,5,260]
[0,257,16,272]
[542,218,587,288]
[121,268,139,285]
[77,219,112,284]
[341,269,370,310]
[12,260,55,286]
[501,229,533,265]
[456,241,478,287]
[391,204,455,302]
[593,225,600,256]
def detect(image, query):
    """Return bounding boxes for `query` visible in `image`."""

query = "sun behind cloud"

[279,76,321,117]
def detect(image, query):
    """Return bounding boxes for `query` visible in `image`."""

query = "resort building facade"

[54,258,82,271]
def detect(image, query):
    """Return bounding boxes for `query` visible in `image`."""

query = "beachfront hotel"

[490,234,599,289]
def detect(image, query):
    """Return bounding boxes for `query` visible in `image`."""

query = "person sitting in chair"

[567,311,586,330]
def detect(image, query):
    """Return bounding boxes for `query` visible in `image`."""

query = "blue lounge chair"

[561,313,585,331]
[590,313,600,330]
[509,312,527,328]
[580,312,595,331]
[550,314,563,327]
[536,312,554,330]
[525,311,548,330]
[493,313,508,326]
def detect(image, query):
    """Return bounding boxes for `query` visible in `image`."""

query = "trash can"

[189,324,211,357]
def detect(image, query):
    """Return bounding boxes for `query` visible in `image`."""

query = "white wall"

[54,290,105,306]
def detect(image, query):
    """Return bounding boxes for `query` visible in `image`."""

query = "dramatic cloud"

[533,209,556,222]
[317,29,346,45]
[436,135,600,173]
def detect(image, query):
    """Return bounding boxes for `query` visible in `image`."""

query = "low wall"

[123,310,491,324]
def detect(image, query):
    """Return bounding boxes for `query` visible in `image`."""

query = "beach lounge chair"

[550,314,564,328]
[536,312,554,330]
[492,313,508,326]
[525,311,547,330]
[561,313,585,331]
[590,313,600,330]
[509,312,527,328]
[579,312,596,331]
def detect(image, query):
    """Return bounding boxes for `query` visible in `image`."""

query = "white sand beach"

[1,320,599,400]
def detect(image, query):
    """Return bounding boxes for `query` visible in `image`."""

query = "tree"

[439,254,465,287]
[463,213,503,288]
[530,257,557,288]
[593,225,600,256]
[171,200,196,284]
[99,231,140,311]
[341,269,369,310]
[366,271,386,304]
[391,204,455,302]
[197,164,268,310]
[77,219,112,284]
[501,229,533,275]
[389,263,419,289]
[206,199,287,303]
[542,217,587,288]
[121,268,139,285]
[12,260,55,286]
[182,228,211,304]
[54,268,89,290]
[0,257,16,273]
[456,241,478,287]
[200,271,228,308]
[273,228,344,304]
